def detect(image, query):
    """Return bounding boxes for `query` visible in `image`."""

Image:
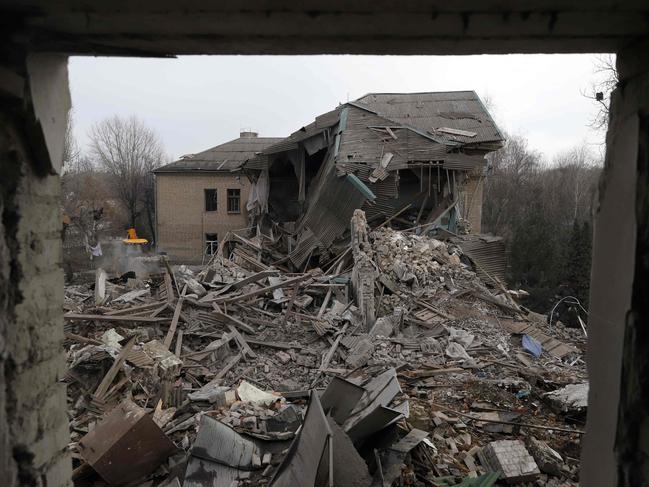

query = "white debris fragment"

[100,328,124,348]
[237,380,282,406]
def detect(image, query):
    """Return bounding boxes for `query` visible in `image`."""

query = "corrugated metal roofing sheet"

[288,228,318,268]
[354,92,504,146]
[298,163,366,250]
[154,136,282,173]
[457,234,508,283]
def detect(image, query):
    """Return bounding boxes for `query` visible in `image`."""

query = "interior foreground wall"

[610,41,649,487]
[581,40,648,486]
[0,114,71,486]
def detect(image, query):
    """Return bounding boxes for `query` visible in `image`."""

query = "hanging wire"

[548,295,589,336]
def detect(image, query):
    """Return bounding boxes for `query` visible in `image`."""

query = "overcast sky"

[69,54,609,163]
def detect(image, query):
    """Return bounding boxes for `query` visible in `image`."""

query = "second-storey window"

[204,189,217,212]
[227,188,241,213]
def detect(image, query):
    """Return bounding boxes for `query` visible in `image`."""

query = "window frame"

[205,233,218,255]
[227,188,241,214]
[204,188,218,212]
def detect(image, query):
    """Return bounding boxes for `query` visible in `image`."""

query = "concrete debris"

[445,341,472,361]
[100,328,124,348]
[237,380,282,406]
[478,439,540,484]
[544,382,589,413]
[63,209,585,486]
[525,436,564,476]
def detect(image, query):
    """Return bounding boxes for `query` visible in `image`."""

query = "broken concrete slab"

[525,436,564,476]
[544,382,588,413]
[478,439,540,484]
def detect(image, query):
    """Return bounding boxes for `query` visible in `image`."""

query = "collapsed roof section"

[242,91,504,270]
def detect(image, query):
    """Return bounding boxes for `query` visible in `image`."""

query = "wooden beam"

[64,313,170,323]
[210,306,256,334]
[94,337,136,399]
[163,298,184,349]
[104,301,164,316]
[219,272,313,303]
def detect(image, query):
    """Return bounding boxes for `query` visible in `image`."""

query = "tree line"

[62,114,167,248]
[482,134,602,318]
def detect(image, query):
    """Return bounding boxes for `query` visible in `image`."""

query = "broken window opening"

[227,188,241,213]
[305,147,328,192]
[204,189,218,212]
[205,233,218,255]
[268,155,301,222]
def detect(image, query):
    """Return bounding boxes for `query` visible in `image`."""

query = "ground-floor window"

[205,233,218,255]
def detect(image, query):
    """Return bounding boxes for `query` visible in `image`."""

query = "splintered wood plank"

[231,269,279,289]
[105,301,164,316]
[219,273,313,304]
[497,318,578,359]
[227,324,257,360]
[164,298,184,349]
[174,330,183,357]
[164,272,174,303]
[209,305,256,334]
[64,313,170,323]
[94,336,136,399]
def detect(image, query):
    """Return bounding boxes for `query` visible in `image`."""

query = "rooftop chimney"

[240,131,258,138]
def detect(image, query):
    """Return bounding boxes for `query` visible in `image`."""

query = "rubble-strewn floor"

[63,220,587,487]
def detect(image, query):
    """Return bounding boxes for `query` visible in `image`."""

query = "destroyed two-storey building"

[241,91,505,272]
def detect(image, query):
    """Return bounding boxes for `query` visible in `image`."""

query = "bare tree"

[61,112,106,255]
[89,116,166,238]
[482,133,544,237]
[583,54,619,132]
[550,145,602,222]
[482,133,602,312]
[62,110,82,173]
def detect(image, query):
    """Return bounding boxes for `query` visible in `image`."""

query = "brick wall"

[462,171,484,234]
[155,173,250,262]
[1,117,72,487]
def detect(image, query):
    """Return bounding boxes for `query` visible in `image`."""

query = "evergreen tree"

[563,219,592,308]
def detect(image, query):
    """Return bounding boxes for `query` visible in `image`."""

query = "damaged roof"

[154,133,282,173]
[353,91,504,146]
[245,91,503,171]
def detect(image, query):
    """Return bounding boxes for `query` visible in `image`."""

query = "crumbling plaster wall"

[1,55,72,487]
[1,119,71,486]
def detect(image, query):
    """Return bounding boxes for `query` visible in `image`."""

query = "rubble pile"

[63,210,587,487]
